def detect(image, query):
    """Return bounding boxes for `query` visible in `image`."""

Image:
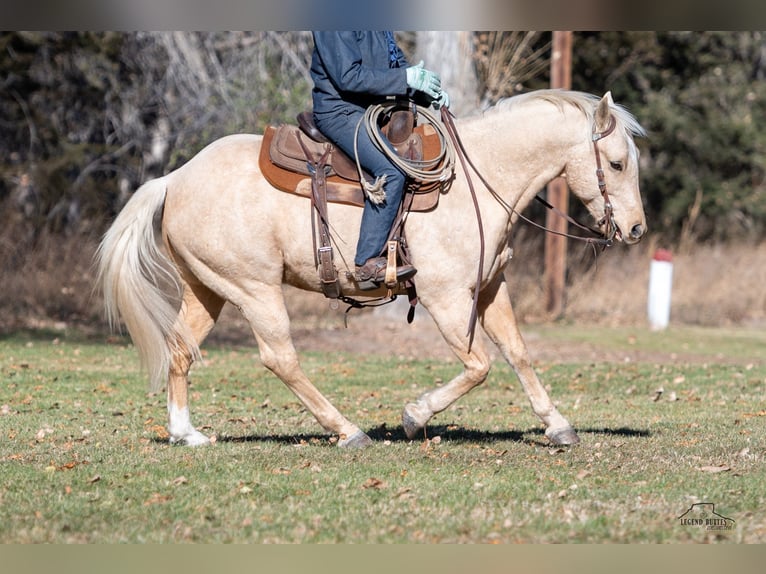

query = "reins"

[440,107,616,248]
[439,107,485,350]
[340,101,620,351]
[439,106,619,350]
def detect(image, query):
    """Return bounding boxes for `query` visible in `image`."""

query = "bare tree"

[473,32,551,107]
[412,32,551,117]
[414,31,479,117]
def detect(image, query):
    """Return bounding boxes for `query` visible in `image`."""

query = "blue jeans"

[313,107,406,266]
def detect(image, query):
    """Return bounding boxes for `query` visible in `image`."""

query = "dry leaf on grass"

[361,477,387,489]
[144,493,173,505]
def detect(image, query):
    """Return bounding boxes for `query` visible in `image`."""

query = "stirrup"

[354,252,416,291]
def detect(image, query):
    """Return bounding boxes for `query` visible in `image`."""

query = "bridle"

[592,114,618,244]
[530,113,620,247]
[440,106,622,349]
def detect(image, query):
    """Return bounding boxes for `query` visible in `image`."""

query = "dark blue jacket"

[310,31,411,116]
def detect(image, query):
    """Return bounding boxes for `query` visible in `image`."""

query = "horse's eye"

[610,161,623,172]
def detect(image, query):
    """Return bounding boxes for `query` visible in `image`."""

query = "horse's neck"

[456,106,579,216]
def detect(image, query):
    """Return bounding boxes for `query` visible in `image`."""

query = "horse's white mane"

[488,89,646,139]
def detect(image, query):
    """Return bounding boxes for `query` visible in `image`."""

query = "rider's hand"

[406,61,442,100]
[432,90,450,110]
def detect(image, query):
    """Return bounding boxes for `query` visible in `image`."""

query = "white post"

[647,249,673,331]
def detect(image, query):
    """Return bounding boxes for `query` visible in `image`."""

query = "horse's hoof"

[338,430,373,449]
[546,426,581,446]
[402,406,424,440]
[169,430,211,447]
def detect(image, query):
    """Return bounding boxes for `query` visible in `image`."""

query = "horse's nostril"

[630,224,644,239]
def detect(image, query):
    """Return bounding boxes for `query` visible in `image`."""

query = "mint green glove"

[432,90,450,110]
[406,61,441,100]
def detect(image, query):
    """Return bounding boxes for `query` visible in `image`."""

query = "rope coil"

[354,101,455,200]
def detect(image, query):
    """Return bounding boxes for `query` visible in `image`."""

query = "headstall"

[591,115,618,243]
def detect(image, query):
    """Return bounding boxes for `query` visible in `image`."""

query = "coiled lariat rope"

[354,101,456,202]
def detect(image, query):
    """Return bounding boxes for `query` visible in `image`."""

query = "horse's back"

[180,133,263,178]
[161,131,328,291]
[165,133,268,206]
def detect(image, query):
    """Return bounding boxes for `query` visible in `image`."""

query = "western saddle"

[258,104,450,305]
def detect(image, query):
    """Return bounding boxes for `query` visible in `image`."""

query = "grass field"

[1,325,764,543]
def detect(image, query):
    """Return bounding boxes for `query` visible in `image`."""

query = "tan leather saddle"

[259,110,446,212]
[259,107,448,304]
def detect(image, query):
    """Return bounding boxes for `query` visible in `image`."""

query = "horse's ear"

[595,92,613,132]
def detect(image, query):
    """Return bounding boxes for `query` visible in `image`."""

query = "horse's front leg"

[401,290,494,439]
[479,275,580,445]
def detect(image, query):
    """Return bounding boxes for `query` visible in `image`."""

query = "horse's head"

[566,92,647,245]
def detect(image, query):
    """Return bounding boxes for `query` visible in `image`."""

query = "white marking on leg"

[168,402,210,446]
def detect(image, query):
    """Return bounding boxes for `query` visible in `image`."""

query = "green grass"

[527,323,766,362]
[1,326,764,543]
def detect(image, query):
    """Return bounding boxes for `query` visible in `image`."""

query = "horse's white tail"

[95,177,198,392]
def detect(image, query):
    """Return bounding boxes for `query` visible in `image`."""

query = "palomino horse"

[97,90,646,448]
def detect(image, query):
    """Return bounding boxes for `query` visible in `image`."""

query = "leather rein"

[439,106,619,350]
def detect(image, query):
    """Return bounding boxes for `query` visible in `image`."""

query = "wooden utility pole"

[544,31,573,317]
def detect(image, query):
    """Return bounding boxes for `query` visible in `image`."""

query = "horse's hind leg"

[476,276,579,445]
[238,285,372,448]
[167,280,225,446]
